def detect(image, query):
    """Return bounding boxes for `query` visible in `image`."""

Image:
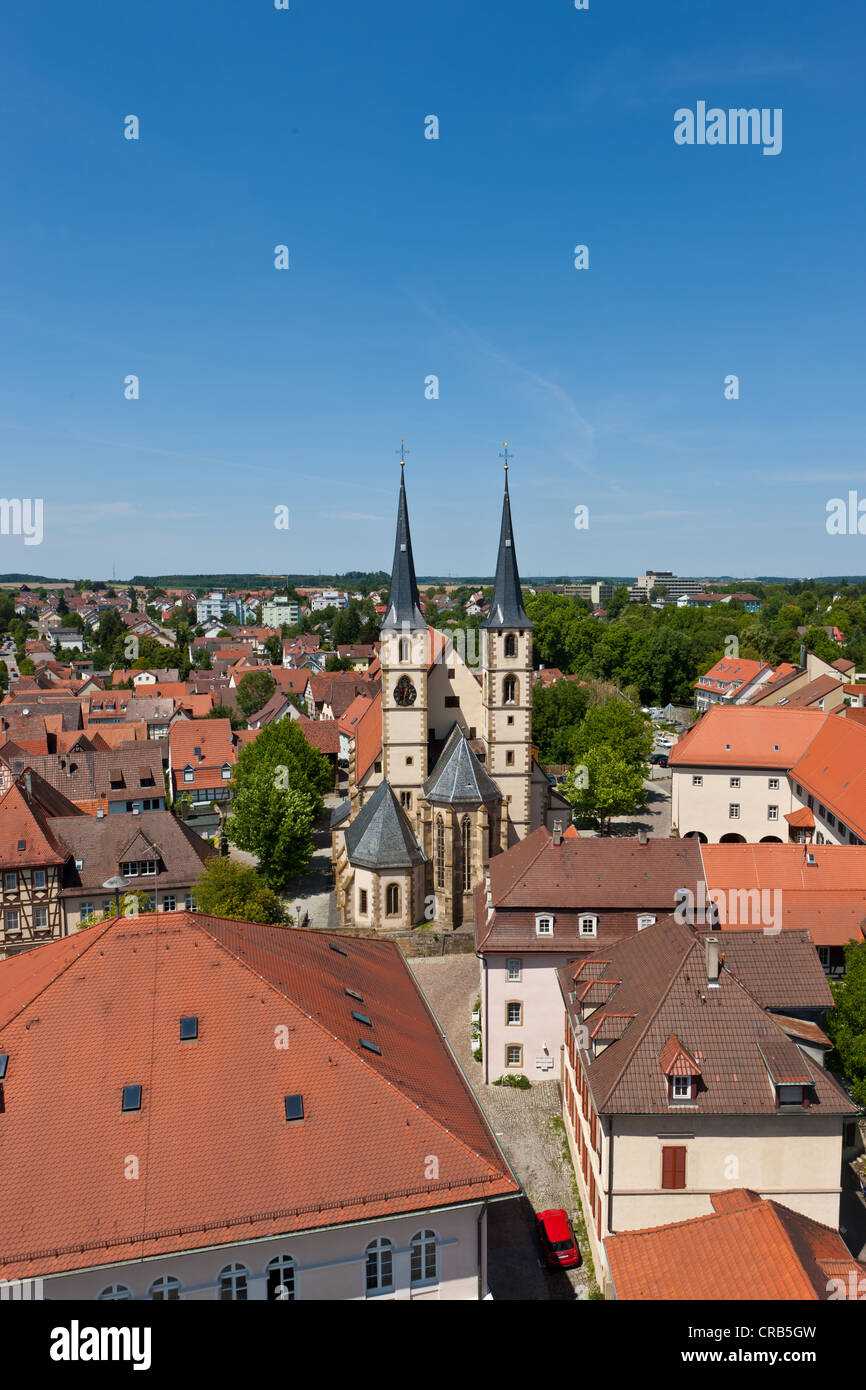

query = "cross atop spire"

[483,446,532,631]
[382,458,425,631]
[396,438,410,468]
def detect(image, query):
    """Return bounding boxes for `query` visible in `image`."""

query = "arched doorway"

[682,830,708,843]
[719,833,746,843]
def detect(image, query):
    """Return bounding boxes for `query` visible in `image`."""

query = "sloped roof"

[606,1190,866,1300]
[382,469,425,630]
[789,714,866,842]
[423,724,501,806]
[0,913,516,1280]
[559,917,854,1116]
[344,778,426,870]
[703,844,866,948]
[669,706,828,769]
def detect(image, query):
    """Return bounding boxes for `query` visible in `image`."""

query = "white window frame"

[266,1253,297,1301]
[767,805,778,821]
[4,871,17,892]
[364,1239,395,1297]
[506,1044,523,1067]
[33,868,47,889]
[691,775,702,787]
[217,1263,249,1301]
[729,776,741,789]
[410,1229,439,1289]
[98,1284,133,1300]
[149,1275,182,1301]
[506,1001,523,1026]
[579,915,597,937]
[637,914,656,930]
[729,804,740,819]
[535,914,554,936]
[672,1075,692,1100]
[506,957,522,982]
[768,777,780,791]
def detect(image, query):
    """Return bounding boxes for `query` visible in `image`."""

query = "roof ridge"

[0,917,118,1037]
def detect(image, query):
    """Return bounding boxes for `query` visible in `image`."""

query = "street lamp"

[102,875,130,917]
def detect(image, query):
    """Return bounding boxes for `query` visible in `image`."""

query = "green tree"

[606,585,630,619]
[571,698,652,776]
[326,653,353,671]
[227,769,319,888]
[18,657,35,676]
[263,634,283,665]
[236,669,277,718]
[564,745,646,835]
[532,680,590,764]
[208,703,245,730]
[193,856,289,924]
[827,940,866,1107]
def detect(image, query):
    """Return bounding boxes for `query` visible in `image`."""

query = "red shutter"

[661,1145,687,1190]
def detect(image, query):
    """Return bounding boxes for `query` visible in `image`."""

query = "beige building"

[0,912,519,1300]
[558,919,855,1294]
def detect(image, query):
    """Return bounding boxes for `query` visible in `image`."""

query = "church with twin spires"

[331,457,571,931]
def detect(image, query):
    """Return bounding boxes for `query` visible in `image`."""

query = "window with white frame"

[410,1229,439,1288]
[4,909,20,932]
[99,1284,133,1300]
[183,766,194,783]
[3,872,16,892]
[767,805,778,821]
[184,893,195,910]
[221,763,231,780]
[535,914,554,936]
[33,907,48,930]
[506,1044,522,1067]
[149,1275,182,1301]
[672,1075,692,1100]
[637,914,656,930]
[691,775,703,787]
[218,1263,249,1301]
[729,804,740,819]
[729,776,740,789]
[162,896,176,911]
[266,1254,297,1301]
[506,957,522,981]
[365,1238,394,1296]
[579,915,597,937]
[79,903,94,920]
[768,778,779,790]
[33,868,47,889]
[506,1001,522,1026]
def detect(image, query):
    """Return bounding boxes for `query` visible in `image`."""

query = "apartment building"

[262,596,301,628]
[669,707,828,843]
[0,915,518,1299]
[559,919,856,1293]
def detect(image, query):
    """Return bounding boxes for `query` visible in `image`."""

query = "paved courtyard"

[409,953,598,1300]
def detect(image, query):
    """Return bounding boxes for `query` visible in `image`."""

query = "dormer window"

[672,1075,693,1100]
[221,763,231,780]
[579,915,597,937]
[637,914,656,931]
[535,914,554,937]
[183,765,194,783]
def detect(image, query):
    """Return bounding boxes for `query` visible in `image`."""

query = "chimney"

[96,806,104,819]
[706,934,721,987]
[638,829,649,846]
[552,821,563,846]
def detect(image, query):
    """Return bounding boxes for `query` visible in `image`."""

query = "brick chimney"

[638,829,649,846]
[552,822,563,846]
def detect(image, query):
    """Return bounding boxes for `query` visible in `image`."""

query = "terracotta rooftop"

[702,843,866,947]
[669,706,828,769]
[0,914,517,1280]
[606,1190,865,1300]
[789,715,866,842]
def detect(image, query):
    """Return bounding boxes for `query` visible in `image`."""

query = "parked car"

[650,753,668,767]
[536,1209,582,1270]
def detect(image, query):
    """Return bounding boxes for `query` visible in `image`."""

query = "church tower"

[380,458,428,829]
[481,452,533,845]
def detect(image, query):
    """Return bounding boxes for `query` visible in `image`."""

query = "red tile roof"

[789,714,866,841]
[0,913,517,1280]
[669,706,828,769]
[701,842,866,945]
[606,1190,865,1300]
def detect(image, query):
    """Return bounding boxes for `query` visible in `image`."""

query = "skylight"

[17,840,25,851]
[179,1016,198,1041]
[329,941,348,957]
[0,1054,8,1080]
[352,1011,372,1027]
[284,1094,304,1122]
[122,1085,142,1112]
[359,1039,381,1055]
[344,987,364,1002]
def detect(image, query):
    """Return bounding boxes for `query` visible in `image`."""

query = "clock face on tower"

[394,675,417,707]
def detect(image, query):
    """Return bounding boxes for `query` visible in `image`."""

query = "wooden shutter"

[661,1145,687,1190]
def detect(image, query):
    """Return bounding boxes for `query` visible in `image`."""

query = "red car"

[536,1209,582,1270]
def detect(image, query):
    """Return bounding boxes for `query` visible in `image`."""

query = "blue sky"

[1,0,864,581]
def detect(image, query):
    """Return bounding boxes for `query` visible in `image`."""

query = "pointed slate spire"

[483,455,532,629]
[382,463,426,630]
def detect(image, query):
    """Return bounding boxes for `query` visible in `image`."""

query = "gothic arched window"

[504,633,517,658]
[461,816,472,892]
[503,675,517,705]
[386,883,400,916]
[435,815,445,889]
